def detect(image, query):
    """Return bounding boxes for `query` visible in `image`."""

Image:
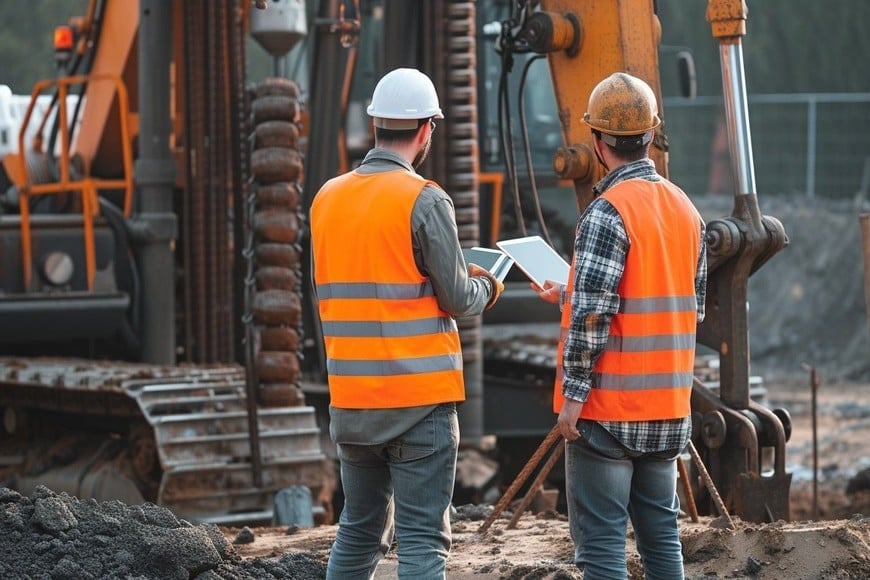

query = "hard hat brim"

[372,118,420,130]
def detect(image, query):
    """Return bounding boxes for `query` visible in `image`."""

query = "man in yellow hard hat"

[310,67,503,579]
[535,72,707,579]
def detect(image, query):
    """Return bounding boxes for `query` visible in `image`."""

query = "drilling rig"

[0,0,791,525]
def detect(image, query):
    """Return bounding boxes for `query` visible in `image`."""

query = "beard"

[412,136,432,169]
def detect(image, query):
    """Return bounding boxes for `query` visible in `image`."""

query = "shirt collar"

[360,147,416,173]
[592,158,658,196]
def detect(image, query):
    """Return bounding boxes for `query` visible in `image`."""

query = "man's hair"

[375,118,429,145]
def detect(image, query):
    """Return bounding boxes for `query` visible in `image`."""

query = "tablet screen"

[497,236,570,287]
[462,247,514,282]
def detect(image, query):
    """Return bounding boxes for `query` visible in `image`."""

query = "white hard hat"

[367,68,444,130]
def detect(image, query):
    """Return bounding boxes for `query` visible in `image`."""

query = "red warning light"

[54,26,75,52]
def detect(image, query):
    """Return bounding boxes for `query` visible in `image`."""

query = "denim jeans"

[325,403,459,580]
[565,420,684,580]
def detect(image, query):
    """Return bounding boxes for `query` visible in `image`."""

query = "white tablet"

[462,247,515,282]
[496,235,570,287]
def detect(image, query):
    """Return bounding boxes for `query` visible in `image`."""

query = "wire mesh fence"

[663,93,870,200]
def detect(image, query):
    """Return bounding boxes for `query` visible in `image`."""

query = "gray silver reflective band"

[605,333,696,352]
[327,354,462,376]
[593,371,694,391]
[618,295,696,314]
[317,281,435,300]
[321,316,457,338]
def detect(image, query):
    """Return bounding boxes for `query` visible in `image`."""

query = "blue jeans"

[566,421,684,580]
[325,403,459,580]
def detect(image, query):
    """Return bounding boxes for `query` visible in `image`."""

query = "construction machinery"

[0,0,792,525]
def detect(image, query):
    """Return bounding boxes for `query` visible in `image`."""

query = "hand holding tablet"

[462,247,515,282]
[496,235,570,288]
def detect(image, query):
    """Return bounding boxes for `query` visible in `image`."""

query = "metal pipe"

[134,0,178,363]
[719,41,756,197]
[805,98,817,198]
[707,0,756,199]
[243,191,263,488]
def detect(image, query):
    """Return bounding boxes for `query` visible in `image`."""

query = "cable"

[517,53,553,247]
[498,38,526,237]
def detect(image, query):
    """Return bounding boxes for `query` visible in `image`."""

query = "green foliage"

[6,0,870,96]
[657,0,870,95]
[3,1,868,97]
[0,0,90,93]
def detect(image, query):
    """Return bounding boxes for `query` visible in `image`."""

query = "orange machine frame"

[14,74,133,291]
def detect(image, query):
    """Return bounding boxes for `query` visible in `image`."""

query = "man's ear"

[416,122,429,145]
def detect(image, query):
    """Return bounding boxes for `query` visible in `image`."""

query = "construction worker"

[534,72,707,579]
[310,67,503,579]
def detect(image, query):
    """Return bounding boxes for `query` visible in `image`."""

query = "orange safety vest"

[310,169,464,409]
[553,178,701,421]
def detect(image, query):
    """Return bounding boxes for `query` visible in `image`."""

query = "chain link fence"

[663,93,870,200]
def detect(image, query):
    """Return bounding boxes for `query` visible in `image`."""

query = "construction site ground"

[1,196,868,578]
[220,377,870,580]
[221,196,870,579]
[3,376,866,579]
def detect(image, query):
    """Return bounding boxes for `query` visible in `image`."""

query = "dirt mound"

[678,516,870,579]
[694,195,870,382]
[0,486,325,579]
[1,479,868,579]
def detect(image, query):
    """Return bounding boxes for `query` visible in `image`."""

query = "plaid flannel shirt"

[562,158,707,453]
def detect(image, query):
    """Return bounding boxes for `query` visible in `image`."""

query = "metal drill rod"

[478,424,563,534]
[507,438,565,529]
[802,363,820,520]
[678,454,700,523]
[687,439,734,529]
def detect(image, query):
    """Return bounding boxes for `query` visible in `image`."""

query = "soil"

[209,197,870,579]
[2,382,866,579]
[0,198,868,578]
[217,379,870,580]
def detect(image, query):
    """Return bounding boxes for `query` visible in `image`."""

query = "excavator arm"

[500,0,791,522]
[499,0,668,213]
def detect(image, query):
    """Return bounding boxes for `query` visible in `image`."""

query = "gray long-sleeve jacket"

[317,147,492,445]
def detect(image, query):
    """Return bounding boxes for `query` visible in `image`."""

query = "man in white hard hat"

[310,67,503,579]
[535,72,707,579]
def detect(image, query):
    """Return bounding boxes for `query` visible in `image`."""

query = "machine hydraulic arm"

[504,0,791,522]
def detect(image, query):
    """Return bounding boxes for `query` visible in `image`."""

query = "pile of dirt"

[694,194,870,382]
[1,478,869,579]
[0,486,325,579]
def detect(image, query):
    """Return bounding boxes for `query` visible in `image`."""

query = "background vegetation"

[1,1,869,96]
[656,0,870,96]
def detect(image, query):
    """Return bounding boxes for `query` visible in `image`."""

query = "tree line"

[1,1,867,97]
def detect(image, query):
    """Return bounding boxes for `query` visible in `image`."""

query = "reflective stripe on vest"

[311,169,464,409]
[553,178,701,421]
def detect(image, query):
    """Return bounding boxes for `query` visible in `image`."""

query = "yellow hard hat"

[583,72,661,137]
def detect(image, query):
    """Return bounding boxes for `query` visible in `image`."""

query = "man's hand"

[557,398,583,441]
[468,263,504,309]
[532,279,563,305]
